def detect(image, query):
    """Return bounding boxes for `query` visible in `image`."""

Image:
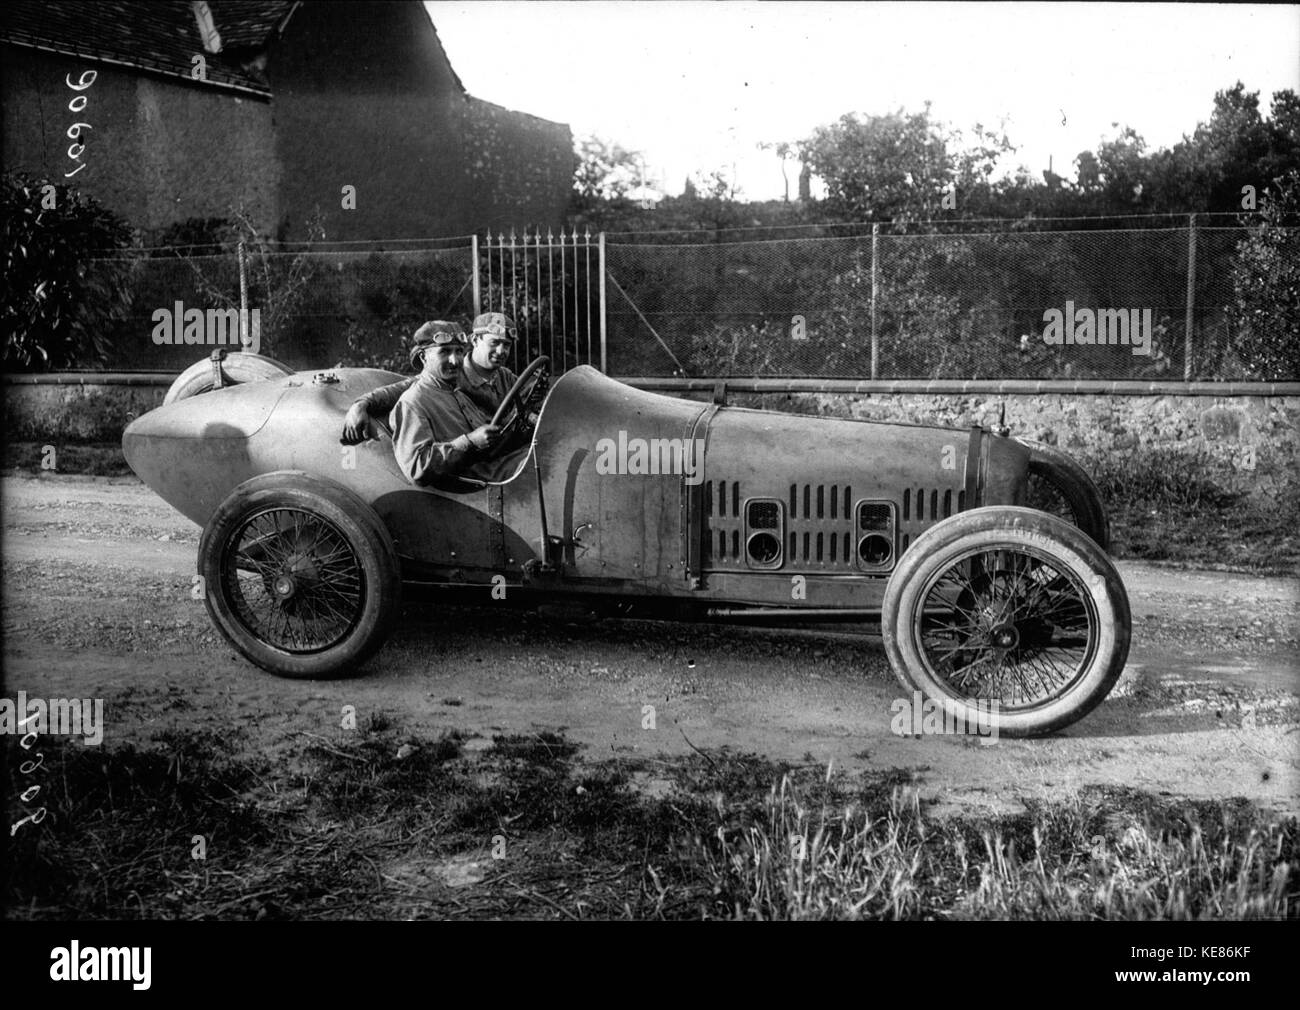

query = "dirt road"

[4,473,1298,815]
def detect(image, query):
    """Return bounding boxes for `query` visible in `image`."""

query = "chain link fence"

[86,242,477,372]
[77,217,1295,381]
[604,218,1296,381]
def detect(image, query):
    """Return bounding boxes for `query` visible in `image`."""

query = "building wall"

[0,44,280,236]
[458,97,579,235]
[268,0,573,242]
[2,4,574,245]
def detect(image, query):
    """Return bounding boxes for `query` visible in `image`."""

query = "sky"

[427,1,1300,201]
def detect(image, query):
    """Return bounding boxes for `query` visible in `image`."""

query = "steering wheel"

[490,355,550,439]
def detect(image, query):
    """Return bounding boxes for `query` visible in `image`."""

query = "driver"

[460,312,520,417]
[388,324,523,485]
[341,313,531,445]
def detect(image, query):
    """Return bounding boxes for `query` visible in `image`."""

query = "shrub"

[2,172,133,370]
[1228,170,1300,380]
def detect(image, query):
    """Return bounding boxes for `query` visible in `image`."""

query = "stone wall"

[4,382,166,443]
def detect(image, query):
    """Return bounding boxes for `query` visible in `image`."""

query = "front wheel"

[882,506,1130,737]
[199,473,401,678]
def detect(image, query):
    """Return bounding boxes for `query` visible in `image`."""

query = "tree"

[1137,85,1300,215]
[795,105,953,222]
[569,135,646,229]
[2,172,133,370]
[1094,126,1150,207]
[1074,150,1102,193]
[1227,169,1300,380]
[179,204,326,358]
[757,140,794,202]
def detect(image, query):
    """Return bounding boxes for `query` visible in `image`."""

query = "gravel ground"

[3,472,1298,816]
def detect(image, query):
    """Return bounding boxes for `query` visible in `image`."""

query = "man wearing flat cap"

[341,313,527,446]
[460,311,524,417]
[385,321,523,484]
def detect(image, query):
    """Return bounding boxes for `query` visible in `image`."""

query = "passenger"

[341,313,534,446]
[387,325,522,485]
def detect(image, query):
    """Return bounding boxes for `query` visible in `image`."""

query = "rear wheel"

[1020,439,1110,552]
[199,473,401,678]
[882,506,1130,737]
[165,351,293,405]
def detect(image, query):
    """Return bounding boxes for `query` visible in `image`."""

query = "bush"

[1228,170,1300,380]
[2,172,133,370]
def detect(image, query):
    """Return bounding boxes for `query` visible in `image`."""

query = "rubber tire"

[882,506,1130,737]
[199,472,401,679]
[1020,438,1111,553]
[164,352,294,405]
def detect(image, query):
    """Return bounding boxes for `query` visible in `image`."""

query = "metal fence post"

[598,231,607,373]
[1184,213,1196,381]
[237,239,248,346]
[870,223,880,380]
[471,234,481,315]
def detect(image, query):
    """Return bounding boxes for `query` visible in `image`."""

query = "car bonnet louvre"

[705,481,860,572]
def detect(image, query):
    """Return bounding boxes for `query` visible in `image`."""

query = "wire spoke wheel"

[916,546,1096,711]
[224,507,364,652]
[200,474,401,678]
[883,507,1129,737]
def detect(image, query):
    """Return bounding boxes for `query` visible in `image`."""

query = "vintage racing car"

[123,350,1130,737]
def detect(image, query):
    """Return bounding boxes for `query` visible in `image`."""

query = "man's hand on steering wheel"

[491,355,550,441]
[466,423,502,452]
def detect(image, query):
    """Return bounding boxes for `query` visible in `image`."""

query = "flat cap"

[471,312,517,338]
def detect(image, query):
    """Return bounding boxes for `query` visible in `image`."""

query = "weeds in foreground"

[696,774,1294,920]
[7,729,1296,920]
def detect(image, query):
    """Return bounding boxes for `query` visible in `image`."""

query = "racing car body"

[123,357,1129,736]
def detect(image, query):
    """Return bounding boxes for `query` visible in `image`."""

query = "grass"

[7,726,1296,920]
[3,440,134,477]
[1085,445,1300,573]
[704,776,1296,920]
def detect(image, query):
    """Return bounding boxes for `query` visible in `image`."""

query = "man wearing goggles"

[341,313,527,446]
[384,321,509,484]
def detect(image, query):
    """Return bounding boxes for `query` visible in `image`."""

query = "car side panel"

[518,366,708,589]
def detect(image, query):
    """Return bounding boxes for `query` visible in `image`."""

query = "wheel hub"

[272,573,296,599]
[989,622,1019,650]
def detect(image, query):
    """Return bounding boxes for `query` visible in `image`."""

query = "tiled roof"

[0,0,297,95]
